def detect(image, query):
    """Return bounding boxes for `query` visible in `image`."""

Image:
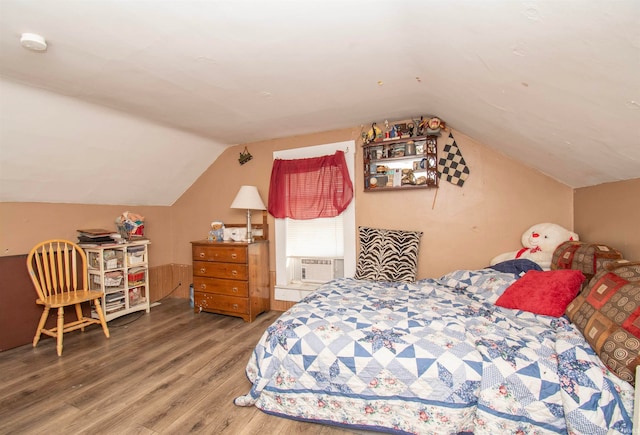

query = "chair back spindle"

[28,240,88,301]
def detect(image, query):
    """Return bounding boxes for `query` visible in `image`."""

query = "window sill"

[275,283,321,302]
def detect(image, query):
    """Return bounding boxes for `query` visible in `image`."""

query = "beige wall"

[574,178,640,260]
[170,128,360,270]
[356,129,574,277]
[170,127,574,279]
[0,203,173,266]
[9,127,638,299]
[0,203,181,303]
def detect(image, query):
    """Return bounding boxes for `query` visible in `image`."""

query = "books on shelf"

[77,228,122,246]
[105,292,125,312]
[77,228,113,236]
[105,292,125,302]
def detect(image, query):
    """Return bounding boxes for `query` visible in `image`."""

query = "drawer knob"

[232,304,238,309]
[200,284,206,290]
[200,267,206,273]
[231,270,237,276]
[199,252,205,258]
[232,287,238,293]
[231,253,237,259]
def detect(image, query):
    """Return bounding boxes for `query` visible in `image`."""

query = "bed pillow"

[354,227,422,283]
[566,260,640,385]
[552,240,623,283]
[495,269,585,317]
[489,259,543,276]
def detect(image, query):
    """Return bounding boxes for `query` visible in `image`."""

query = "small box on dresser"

[191,240,269,322]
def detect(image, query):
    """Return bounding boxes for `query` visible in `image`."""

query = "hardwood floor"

[0,298,368,434]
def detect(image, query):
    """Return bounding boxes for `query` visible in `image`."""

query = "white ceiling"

[0,0,639,205]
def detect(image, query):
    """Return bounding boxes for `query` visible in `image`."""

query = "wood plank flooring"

[0,298,369,435]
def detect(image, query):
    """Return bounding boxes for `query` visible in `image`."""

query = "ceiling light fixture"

[20,33,47,52]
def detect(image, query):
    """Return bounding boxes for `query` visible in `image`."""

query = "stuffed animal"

[490,223,579,270]
[208,221,225,242]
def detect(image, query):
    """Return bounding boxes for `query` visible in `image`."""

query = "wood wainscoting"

[148,264,192,302]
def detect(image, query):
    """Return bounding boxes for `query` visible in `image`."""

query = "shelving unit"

[363,135,438,191]
[84,240,151,322]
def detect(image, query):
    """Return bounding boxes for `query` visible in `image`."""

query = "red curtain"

[268,151,353,219]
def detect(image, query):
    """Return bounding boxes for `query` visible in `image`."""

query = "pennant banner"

[438,133,470,187]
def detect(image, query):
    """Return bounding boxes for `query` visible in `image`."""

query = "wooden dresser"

[191,240,269,322]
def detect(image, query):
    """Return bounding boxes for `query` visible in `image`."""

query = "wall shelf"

[363,135,438,191]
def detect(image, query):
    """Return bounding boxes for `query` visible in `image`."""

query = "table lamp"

[230,185,266,242]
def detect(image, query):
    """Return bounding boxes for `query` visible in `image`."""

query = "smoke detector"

[20,33,47,52]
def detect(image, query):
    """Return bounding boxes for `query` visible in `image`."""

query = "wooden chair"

[26,239,110,356]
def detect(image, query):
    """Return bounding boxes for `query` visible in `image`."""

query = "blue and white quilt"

[235,270,634,434]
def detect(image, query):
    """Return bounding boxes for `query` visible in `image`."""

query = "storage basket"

[117,223,144,240]
[100,271,124,287]
[127,249,145,266]
[128,287,146,306]
[127,268,146,285]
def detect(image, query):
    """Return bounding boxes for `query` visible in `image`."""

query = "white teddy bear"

[490,222,579,270]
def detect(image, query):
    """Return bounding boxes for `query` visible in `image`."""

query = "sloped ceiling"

[0,0,639,206]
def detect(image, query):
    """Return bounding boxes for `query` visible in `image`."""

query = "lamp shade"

[230,185,266,210]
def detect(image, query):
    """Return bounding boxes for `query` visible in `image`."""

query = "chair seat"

[37,290,105,308]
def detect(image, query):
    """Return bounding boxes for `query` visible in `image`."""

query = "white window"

[273,141,355,302]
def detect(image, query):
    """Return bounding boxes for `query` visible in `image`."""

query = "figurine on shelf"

[390,125,397,139]
[417,116,427,136]
[401,168,416,185]
[394,123,409,138]
[416,116,447,136]
[426,117,446,136]
[415,176,427,185]
[383,120,398,140]
[365,122,383,144]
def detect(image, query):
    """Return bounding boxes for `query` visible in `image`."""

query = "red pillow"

[495,270,586,317]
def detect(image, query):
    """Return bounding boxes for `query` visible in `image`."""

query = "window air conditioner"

[300,258,343,283]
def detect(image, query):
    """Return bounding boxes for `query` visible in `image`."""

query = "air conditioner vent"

[300,258,343,283]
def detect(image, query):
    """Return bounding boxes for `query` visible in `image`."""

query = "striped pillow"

[354,227,423,283]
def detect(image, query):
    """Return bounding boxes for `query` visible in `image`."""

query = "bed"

[235,230,637,434]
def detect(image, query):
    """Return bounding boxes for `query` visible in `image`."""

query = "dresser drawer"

[193,277,248,297]
[192,246,247,264]
[194,292,248,314]
[193,261,248,280]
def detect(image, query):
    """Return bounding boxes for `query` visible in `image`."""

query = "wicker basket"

[117,223,144,240]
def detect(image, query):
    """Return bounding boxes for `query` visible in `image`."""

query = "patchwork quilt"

[235,270,634,434]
